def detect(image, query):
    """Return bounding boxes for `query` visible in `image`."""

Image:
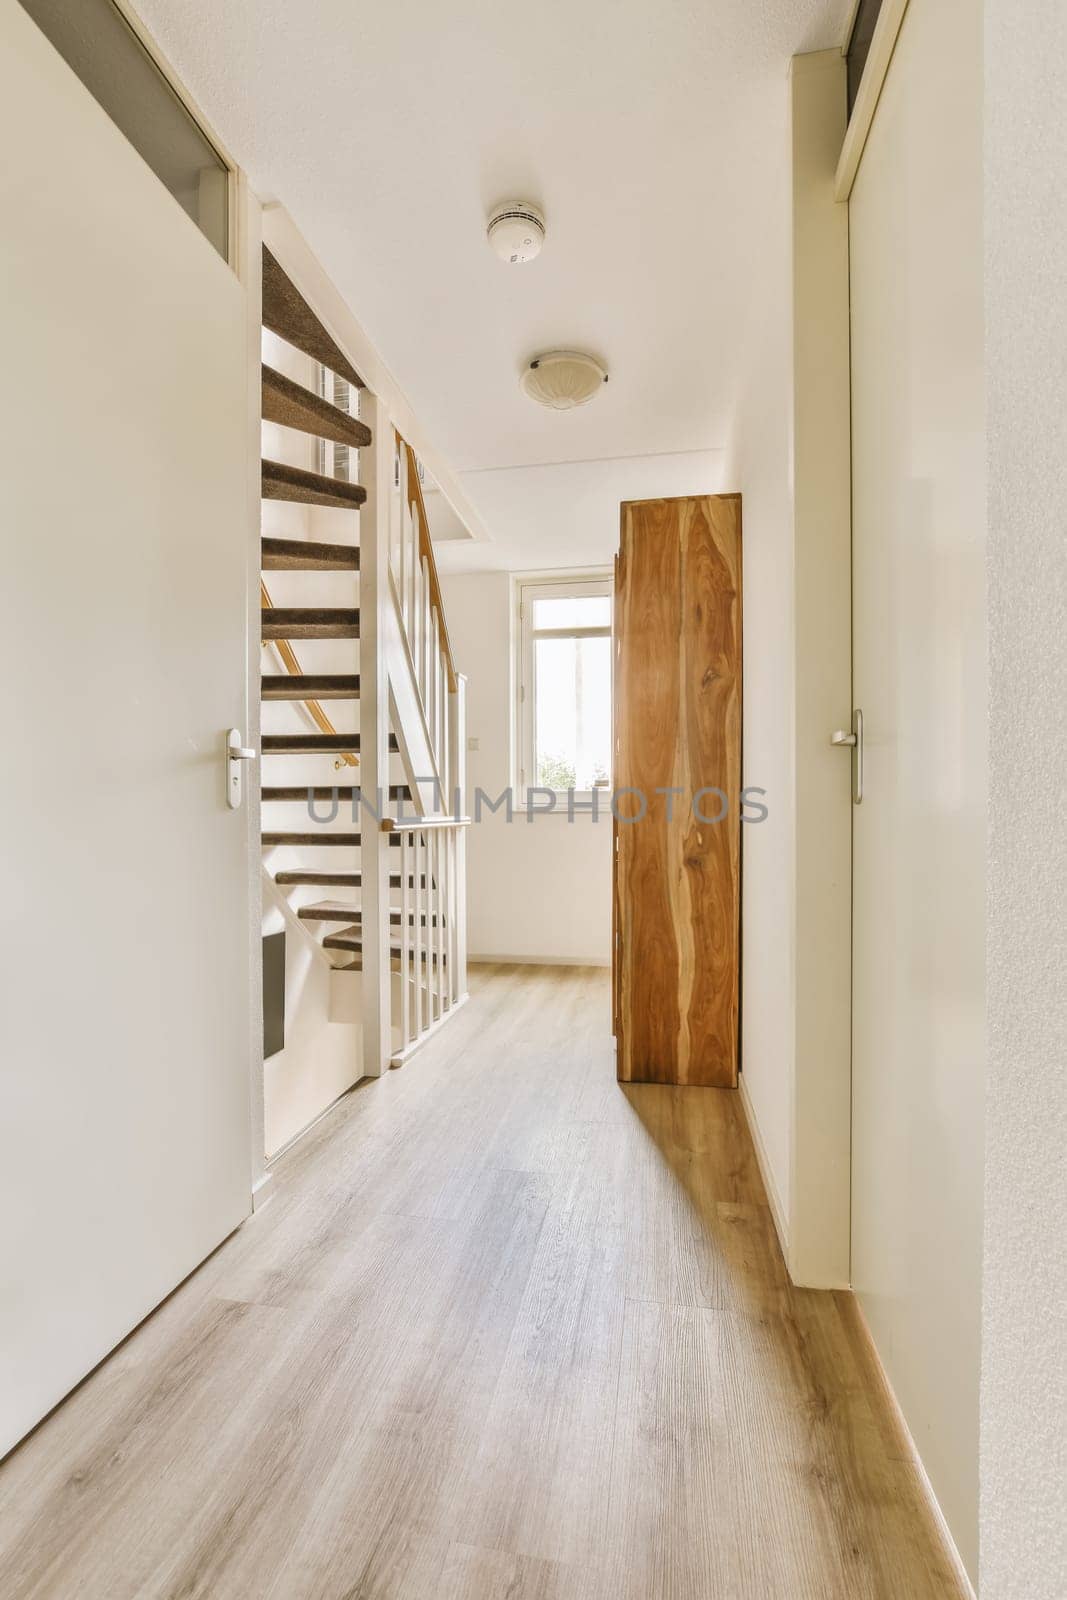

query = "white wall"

[440,572,612,966]
[727,52,854,1290]
[721,72,797,1241]
[981,5,1067,1596]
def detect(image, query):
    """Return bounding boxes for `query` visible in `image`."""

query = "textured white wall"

[981,5,1067,1596]
[441,572,612,967]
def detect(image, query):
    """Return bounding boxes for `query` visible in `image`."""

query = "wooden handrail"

[397,435,458,693]
[259,578,358,767]
[381,815,471,833]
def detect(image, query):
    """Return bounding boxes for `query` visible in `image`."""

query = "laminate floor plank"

[0,964,969,1600]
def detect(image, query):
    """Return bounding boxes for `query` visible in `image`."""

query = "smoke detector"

[487,201,545,264]
[520,351,609,410]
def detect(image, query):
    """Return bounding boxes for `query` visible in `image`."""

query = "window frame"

[514,570,614,809]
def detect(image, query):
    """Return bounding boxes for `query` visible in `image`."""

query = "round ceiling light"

[486,201,545,264]
[520,351,609,410]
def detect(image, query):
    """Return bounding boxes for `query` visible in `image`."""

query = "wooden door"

[613,495,741,1086]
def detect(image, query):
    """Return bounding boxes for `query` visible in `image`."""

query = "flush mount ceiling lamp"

[486,201,546,264]
[520,351,609,410]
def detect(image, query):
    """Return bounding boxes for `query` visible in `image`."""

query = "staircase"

[259,246,469,1075]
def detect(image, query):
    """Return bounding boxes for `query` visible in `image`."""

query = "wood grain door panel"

[613,495,741,1087]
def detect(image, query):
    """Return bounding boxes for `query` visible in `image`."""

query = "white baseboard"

[251,1170,274,1212]
[737,1072,790,1262]
[469,952,611,968]
[851,1301,978,1600]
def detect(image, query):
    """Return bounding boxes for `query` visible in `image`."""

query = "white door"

[0,5,252,1452]
[848,0,985,1577]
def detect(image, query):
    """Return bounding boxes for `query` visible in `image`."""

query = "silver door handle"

[226,728,256,811]
[830,710,863,805]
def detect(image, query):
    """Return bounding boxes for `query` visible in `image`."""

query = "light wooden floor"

[0,964,967,1600]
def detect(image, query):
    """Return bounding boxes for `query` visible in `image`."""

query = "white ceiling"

[135,0,851,566]
[432,449,727,575]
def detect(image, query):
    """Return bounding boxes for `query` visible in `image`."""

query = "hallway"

[0,965,966,1599]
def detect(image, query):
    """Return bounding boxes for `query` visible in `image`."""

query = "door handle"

[830,709,863,805]
[226,728,257,810]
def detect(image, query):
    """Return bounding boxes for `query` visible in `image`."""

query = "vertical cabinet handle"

[830,709,863,805]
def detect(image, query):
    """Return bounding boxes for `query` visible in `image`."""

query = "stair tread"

[263,831,402,846]
[262,365,371,449]
[297,900,361,922]
[261,537,359,573]
[324,926,445,961]
[275,869,361,886]
[262,733,359,753]
[263,831,362,846]
[261,675,360,700]
[262,247,364,389]
[332,957,441,976]
[262,783,410,800]
[274,870,426,888]
[262,459,367,510]
[261,606,360,640]
[260,733,399,753]
[298,902,439,928]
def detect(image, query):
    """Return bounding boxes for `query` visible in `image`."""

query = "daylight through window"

[518,575,613,798]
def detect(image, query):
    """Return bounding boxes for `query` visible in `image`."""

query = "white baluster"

[421,560,432,716]
[413,826,424,1037]
[453,676,468,1000]
[354,390,392,1076]
[408,483,419,665]
[395,440,408,625]
[447,829,457,1008]
[432,615,442,770]
[399,827,410,1048]
[434,828,445,1019]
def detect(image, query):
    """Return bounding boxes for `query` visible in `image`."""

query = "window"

[517,574,613,802]
[316,366,358,481]
[18,0,230,258]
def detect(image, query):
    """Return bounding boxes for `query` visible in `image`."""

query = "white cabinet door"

[848,0,985,1578]
[1,3,253,1452]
